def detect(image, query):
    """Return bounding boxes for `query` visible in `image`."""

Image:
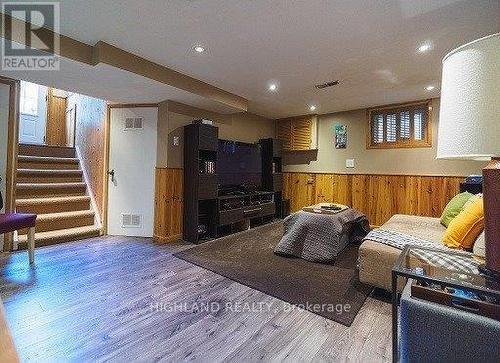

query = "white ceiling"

[0,48,239,114]
[5,0,500,118]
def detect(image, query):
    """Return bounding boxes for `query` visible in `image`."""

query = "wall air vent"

[124,117,143,130]
[121,213,143,228]
[315,80,340,89]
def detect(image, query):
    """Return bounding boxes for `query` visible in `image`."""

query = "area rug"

[173,221,372,326]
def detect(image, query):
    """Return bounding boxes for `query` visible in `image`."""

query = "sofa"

[358,214,448,291]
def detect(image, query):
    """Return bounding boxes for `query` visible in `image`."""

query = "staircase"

[15,144,101,248]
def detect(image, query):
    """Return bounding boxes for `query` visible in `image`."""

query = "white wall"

[283,98,485,176]
[165,111,275,168]
[0,83,11,249]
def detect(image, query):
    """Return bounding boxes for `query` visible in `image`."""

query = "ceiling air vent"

[315,80,340,89]
[124,117,143,130]
[121,213,143,228]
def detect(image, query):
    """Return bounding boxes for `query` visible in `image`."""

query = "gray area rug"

[174,221,373,326]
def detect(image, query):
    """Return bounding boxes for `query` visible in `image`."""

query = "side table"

[391,245,500,362]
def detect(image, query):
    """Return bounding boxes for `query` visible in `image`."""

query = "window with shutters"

[367,100,432,149]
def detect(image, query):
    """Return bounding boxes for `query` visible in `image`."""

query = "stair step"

[16,182,87,198]
[17,169,83,183]
[18,155,80,170]
[17,225,101,248]
[18,210,95,234]
[19,143,76,158]
[16,196,91,214]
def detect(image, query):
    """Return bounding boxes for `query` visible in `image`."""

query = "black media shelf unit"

[183,123,218,243]
[259,138,284,217]
[183,125,282,243]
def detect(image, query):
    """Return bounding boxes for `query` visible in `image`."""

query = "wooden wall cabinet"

[276,115,317,151]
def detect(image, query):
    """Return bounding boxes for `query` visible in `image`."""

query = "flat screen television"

[217,140,262,190]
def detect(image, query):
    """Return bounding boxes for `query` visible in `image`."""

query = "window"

[367,100,432,148]
[20,81,39,116]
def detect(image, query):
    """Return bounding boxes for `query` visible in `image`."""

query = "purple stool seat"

[0,213,37,265]
[0,213,36,234]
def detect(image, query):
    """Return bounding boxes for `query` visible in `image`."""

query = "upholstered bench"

[0,213,37,264]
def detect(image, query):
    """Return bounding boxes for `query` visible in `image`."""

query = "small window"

[367,100,432,148]
[20,81,40,116]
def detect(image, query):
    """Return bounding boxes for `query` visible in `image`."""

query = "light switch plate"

[346,159,355,168]
[173,136,179,146]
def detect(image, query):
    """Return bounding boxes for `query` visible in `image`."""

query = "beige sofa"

[358,214,446,291]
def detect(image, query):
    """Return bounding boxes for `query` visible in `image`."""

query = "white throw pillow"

[473,231,485,258]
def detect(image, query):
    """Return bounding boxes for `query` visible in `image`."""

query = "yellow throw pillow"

[442,196,484,249]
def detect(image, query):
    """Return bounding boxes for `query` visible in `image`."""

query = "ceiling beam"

[92,42,247,111]
[0,13,248,112]
[165,100,231,123]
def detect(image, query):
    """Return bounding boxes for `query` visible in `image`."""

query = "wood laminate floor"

[0,236,392,362]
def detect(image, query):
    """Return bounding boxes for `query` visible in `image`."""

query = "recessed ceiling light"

[309,105,317,112]
[418,43,432,53]
[425,85,435,91]
[268,83,278,92]
[193,45,206,53]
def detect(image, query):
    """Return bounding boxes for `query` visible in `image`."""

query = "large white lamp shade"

[437,33,500,160]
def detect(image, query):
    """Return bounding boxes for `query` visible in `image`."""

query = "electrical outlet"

[173,136,179,146]
[346,159,355,168]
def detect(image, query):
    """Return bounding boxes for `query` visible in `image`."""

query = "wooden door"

[45,88,68,146]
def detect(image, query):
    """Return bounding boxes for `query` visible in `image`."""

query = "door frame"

[1,76,20,252]
[102,103,158,235]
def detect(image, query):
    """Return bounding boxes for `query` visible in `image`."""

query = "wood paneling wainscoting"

[153,168,183,242]
[152,169,463,241]
[70,94,107,223]
[283,172,464,226]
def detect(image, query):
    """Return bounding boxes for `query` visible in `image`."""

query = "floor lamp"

[437,33,500,279]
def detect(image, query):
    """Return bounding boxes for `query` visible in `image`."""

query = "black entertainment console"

[183,123,282,243]
[218,191,275,226]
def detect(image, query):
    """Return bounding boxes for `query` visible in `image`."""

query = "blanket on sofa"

[364,229,479,274]
[274,209,370,264]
